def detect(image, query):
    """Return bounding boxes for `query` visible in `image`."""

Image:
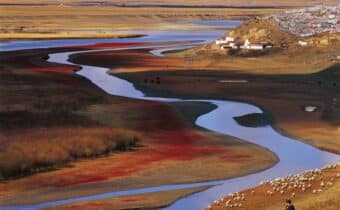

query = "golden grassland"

[0,5,282,39]
[208,164,340,210]
[0,0,338,7]
[44,186,210,210]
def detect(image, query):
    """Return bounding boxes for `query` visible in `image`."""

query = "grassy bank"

[118,67,340,153]
[0,127,141,180]
[76,40,336,154]
[69,46,340,153]
[44,186,210,210]
[208,163,340,210]
[94,49,338,154]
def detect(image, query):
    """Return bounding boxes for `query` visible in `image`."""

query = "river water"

[1,21,339,210]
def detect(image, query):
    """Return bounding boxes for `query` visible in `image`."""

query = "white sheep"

[320,181,325,187]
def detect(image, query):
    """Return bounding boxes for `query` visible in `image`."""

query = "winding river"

[1,23,339,210]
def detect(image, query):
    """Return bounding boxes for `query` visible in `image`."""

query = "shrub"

[0,127,142,180]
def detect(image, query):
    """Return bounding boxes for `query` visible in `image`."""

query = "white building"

[240,39,266,50]
[298,40,308,46]
[215,37,235,45]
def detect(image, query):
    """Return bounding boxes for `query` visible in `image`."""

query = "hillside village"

[270,4,340,37]
[215,4,340,53]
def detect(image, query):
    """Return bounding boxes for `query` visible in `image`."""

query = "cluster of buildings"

[215,37,272,51]
[268,4,340,37]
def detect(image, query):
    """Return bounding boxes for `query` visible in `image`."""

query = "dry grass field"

[0,127,141,179]
[2,0,336,40]
[0,5,281,39]
[0,0,338,7]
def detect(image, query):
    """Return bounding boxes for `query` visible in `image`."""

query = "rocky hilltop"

[225,18,297,48]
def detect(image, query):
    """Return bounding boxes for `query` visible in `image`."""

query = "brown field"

[0,0,338,7]
[0,5,282,39]
[45,186,210,210]
[208,163,340,210]
[0,43,277,205]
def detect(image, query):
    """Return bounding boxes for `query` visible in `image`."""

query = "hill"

[182,16,339,56]
[168,17,339,74]
[226,19,297,48]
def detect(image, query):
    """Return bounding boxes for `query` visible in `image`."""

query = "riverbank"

[115,66,340,154]
[44,186,210,210]
[0,44,277,206]
[207,163,340,210]
[47,44,339,210]
[69,46,340,154]
[0,33,145,41]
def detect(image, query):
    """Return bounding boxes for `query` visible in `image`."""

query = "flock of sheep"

[207,162,340,209]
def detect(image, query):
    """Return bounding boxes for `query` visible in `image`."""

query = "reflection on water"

[0,30,222,52]
[0,20,243,52]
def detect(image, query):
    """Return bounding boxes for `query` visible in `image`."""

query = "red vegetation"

[70,49,185,70]
[48,129,226,187]
[0,43,245,192]
[68,202,107,209]
[30,66,76,74]
[121,198,141,202]
[219,154,250,162]
[62,42,144,50]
